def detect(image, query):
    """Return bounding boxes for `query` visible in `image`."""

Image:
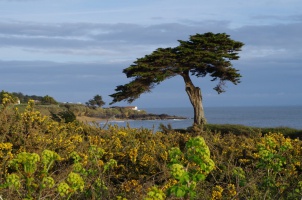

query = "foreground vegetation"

[1,97,302,199]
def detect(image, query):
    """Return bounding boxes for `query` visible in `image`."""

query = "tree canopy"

[41,95,58,105]
[110,32,244,125]
[110,32,243,103]
[12,92,43,103]
[86,94,105,109]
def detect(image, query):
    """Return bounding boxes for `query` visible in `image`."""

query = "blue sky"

[1,0,302,108]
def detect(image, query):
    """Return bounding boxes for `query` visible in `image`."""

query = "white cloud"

[0,0,301,106]
[241,46,287,59]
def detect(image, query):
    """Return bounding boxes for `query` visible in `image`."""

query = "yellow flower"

[122,180,142,192]
[129,148,138,163]
[161,179,178,191]
[160,151,168,161]
[70,135,83,143]
[0,142,13,151]
[227,184,236,197]
[211,185,223,200]
[140,154,154,167]
[118,131,127,136]
[97,160,104,167]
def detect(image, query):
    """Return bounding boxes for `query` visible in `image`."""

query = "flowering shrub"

[58,172,85,198]
[144,186,166,200]
[4,150,59,199]
[0,99,302,199]
[254,133,302,199]
[167,136,215,199]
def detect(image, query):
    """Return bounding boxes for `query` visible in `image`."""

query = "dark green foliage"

[110,32,244,126]
[4,91,57,105]
[41,95,58,105]
[86,95,105,109]
[204,124,260,136]
[51,110,76,123]
[12,92,44,103]
[260,127,302,139]
[204,123,302,138]
[60,110,76,123]
[110,32,244,104]
[159,123,173,134]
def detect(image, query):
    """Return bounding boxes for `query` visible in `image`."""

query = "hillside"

[1,100,302,199]
[13,103,186,123]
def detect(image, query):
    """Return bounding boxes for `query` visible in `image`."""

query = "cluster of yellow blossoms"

[1,97,302,199]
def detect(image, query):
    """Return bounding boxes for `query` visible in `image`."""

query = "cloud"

[0,20,233,62]
[1,6,302,107]
[234,22,302,47]
[0,20,229,47]
[1,19,301,59]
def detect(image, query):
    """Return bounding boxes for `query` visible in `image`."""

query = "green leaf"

[175,187,186,197]
[194,173,206,181]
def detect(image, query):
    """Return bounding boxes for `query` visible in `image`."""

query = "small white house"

[125,106,138,110]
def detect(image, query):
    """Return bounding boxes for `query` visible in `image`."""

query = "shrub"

[0,98,302,199]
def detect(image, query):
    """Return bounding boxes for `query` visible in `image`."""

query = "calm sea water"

[101,106,302,130]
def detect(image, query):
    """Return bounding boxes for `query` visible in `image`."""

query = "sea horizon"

[102,105,302,130]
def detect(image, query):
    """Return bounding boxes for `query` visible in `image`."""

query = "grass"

[204,123,302,138]
[172,123,302,139]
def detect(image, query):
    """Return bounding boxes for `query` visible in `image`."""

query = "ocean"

[101,106,302,130]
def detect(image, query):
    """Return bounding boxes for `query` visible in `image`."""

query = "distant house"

[15,98,20,105]
[125,106,138,111]
[110,106,139,111]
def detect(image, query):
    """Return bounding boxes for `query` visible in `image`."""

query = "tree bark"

[181,72,206,126]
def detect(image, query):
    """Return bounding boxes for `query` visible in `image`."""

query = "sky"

[1,0,302,108]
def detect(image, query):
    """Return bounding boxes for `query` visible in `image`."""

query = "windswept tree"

[110,32,244,126]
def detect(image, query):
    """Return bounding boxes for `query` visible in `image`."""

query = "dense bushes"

[0,99,302,199]
[204,123,302,138]
[12,103,148,121]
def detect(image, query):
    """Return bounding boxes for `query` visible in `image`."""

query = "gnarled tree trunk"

[181,72,206,126]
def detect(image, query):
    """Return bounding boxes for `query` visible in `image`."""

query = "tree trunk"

[181,72,206,126]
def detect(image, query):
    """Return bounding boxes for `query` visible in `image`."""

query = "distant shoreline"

[76,116,123,123]
[76,115,188,124]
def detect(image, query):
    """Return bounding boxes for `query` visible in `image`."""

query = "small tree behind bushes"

[86,94,105,109]
[0,94,302,199]
[51,110,77,123]
[12,92,44,103]
[41,95,58,105]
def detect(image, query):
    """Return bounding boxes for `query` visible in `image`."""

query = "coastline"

[76,116,124,123]
[76,115,187,124]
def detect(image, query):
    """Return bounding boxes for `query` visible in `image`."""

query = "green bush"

[0,98,302,199]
